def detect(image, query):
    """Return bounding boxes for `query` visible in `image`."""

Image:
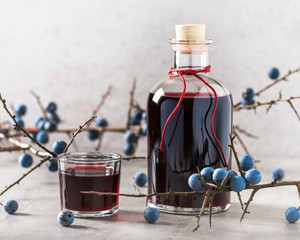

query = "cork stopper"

[175,24,206,41]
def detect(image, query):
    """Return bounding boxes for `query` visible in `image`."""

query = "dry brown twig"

[63,116,97,153]
[233,125,259,139]
[233,128,250,155]
[126,78,137,129]
[30,90,49,121]
[0,156,51,196]
[87,85,112,127]
[234,95,300,121]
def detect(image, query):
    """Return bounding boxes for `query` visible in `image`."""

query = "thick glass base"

[148,201,230,215]
[62,205,119,218]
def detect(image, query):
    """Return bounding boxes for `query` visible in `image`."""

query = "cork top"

[171,24,211,53]
[175,24,206,41]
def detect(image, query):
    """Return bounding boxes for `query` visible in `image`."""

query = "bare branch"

[63,116,97,153]
[0,156,51,196]
[126,78,137,129]
[30,90,49,120]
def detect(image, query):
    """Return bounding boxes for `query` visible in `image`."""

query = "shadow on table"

[14,212,32,217]
[84,209,172,225]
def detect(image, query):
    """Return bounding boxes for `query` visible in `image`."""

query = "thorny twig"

[240,189,259,222]
[0,156,51,196]
[30,90,49,121]
[233,125,259,139]
[87,85,112,127]
[126,78,137,129]
[234,95,300,121]
[63,116,97,153]
[233,129,250,155]
[229,134,246,179]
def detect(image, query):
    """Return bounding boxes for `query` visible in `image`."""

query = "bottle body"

[147,74,232,214]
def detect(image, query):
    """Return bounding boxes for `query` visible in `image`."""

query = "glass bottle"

[147,25,232,215]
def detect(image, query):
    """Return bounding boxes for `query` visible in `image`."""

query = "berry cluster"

[123,108,147,156]
[187,154,284,193]
[241,88,255,107]
[34,102,61,144]
[17,140,67,172]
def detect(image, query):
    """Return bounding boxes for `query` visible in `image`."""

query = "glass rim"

[169,39,213,45]
[57,151,122,164]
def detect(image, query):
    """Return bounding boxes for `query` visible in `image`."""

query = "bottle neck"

[173,51,209,70]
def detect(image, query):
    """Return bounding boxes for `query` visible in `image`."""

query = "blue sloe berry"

[52,140,67,155]
[3,200,18,214]
[123,143,134,156]
[18,153,33,168]
[15,104,27,116]
[36,120,46,130]
[129,118,141,126]
[35,117,44,127]
[140,124,147,136]
[36,131,49,144]
[47,158,58,172]
[44,121,57,132]
[268,67,280,80]
[131,109,143,121]
[188,174,204,191]
[230,176,246,192]
[144,207,160,223]
[57,210,74,227]
[50,113,60,124]
[142,111,147,120]
[45,102,57,113]
[272,168,285,181]
[134,172,147,187]
[87,130,99,141]
[225,170,238,187]
[0,128,9,135]
[200,167,214,183]
[239,154,255,171]
[124,130,137,144]
[285,207,299,223]
[96,117,108,127]
[245,168,262,184]
[212,168,227,185]
[10,116,24,131]
[242,88,255,101]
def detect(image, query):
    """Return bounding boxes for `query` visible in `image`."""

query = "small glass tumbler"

[57,152,122,217]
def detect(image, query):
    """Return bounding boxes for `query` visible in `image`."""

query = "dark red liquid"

[59,166,120,212]
[147,92,232,208]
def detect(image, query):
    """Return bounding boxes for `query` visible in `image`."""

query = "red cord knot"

[160,65,229,168]
[168,65,211,77]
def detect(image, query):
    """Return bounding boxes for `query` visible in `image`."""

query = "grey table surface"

[0,151,299,240]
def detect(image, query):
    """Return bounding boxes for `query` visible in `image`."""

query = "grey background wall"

[1,0,300,158]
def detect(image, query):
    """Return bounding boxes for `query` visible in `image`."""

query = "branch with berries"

[82,134,300,230]
[1,66,300,229]
[0,82,146,200]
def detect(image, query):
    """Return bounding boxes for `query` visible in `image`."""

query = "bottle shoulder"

[150,74,231,97]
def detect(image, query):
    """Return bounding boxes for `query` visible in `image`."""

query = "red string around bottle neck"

[159,65,228,168]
